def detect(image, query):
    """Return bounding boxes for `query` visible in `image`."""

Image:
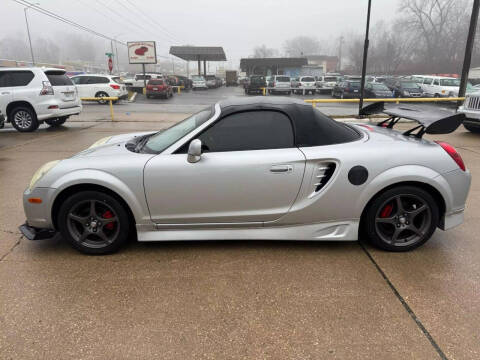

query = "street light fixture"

[24,2,39,66]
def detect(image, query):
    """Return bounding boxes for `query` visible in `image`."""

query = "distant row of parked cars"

[244,73,477,99]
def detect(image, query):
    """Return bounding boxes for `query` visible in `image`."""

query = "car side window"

[433,79,440,86]
[0,71,34,87]
[71,77,81,84]
[423,78,432,85]
[79,77,91,84]
[197,110,294,152]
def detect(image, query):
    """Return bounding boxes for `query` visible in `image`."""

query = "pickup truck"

[123,73,165,89]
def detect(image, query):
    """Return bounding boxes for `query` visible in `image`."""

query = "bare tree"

[400,0,470,72]
[283,36,321,57]
[252,44,279,58]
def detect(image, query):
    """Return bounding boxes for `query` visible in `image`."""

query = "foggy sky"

[2,0,402,67]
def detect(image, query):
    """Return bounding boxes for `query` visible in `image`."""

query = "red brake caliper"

[380,203,393,218]
[103,210,115,230]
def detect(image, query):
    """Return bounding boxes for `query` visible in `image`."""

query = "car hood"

[72,131,156,158]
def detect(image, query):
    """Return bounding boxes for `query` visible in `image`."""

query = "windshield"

[301,77,315,82]
[276,76,290,82]
[371,83,389,90]
[135,75,151,80]
[144,107,213,153]
[324,76,337,82]
[192,76,204,81]
[45,71,73,86]
[148,80,164,85]
[440,79,460,86]
[348,81,361,88]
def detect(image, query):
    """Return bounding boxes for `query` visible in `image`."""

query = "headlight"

[29,160,60,190]
[403,91,410,96]
[89,136,112,149]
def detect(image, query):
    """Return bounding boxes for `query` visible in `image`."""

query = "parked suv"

[70,74,128,104]
[296,76,316,95]
[191,75,208,90]
[244,75,266,95]
[0,67,81,132]
[316,74,340,93]
[268,75,291,95]
[146,79,173,99]
[331,80,361,98]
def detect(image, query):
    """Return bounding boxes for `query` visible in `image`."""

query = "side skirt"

[136,221,359,242]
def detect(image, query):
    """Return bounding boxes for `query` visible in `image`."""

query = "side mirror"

[187,139,202,163]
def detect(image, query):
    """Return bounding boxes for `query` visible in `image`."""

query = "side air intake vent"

[314,162,336,192]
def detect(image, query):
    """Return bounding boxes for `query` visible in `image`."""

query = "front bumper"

[19,223,56,240]
[458,107,480,122]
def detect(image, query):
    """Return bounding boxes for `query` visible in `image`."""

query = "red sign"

[108,57,113,72]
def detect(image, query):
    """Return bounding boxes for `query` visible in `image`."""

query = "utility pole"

[459,0,480,105]
[338,36,344,72]
[358,0,372,116]
[24,4,38,65]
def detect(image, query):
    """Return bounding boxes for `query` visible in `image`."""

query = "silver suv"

[0,67,82,132]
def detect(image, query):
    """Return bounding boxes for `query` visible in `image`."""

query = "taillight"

[110,84,120,90]
[435,141,466,171]
[39,81,53,95]
[345,87,351,92]
[273,82,276,87]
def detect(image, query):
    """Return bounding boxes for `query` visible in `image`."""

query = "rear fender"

[356,165,453,215]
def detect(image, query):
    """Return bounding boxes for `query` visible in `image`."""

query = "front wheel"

[45,117,67,127]
[95,91,109,104]
[58,191,131,254]
[364,186,439,252]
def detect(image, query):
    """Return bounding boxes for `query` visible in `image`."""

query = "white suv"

[0,67,82,132]
[70,74,128,104]
[295,76,316,95]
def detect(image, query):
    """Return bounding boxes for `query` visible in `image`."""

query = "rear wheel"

[464,123,480,133]
[95,91,109,104]
[10,106,39,132]
[58,191,130,254]
[365,186,439,252]
[45,116,67,127]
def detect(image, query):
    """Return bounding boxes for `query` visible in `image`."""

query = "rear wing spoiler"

[360,102,465,138]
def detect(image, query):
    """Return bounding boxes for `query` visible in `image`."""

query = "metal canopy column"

[197,57,201,76]
[203,60,207,77]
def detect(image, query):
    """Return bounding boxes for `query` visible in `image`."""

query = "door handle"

[270,165,293,173]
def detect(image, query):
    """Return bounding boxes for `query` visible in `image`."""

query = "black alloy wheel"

[365,186,439,251]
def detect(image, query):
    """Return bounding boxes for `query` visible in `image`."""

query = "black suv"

[244,75,267,95]
[331,80,361,98]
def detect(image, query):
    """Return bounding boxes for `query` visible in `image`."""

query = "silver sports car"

[20,98,471,254]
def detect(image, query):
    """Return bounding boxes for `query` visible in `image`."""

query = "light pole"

[358,0,372,116]
[113,33,125,74]
[24,3,39,65]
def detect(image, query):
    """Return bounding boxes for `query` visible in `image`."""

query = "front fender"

[356,165,453,215]
[48,169,150,225]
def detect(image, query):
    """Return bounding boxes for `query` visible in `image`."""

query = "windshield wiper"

[134,134,153,153]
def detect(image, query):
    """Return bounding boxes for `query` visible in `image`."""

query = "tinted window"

[433,79,440,86]
[87,76,109,84]
[276,76,290,82]
[348,81,360,88]
[198,111,294,152]
[423,78,433,84]
[324,76,337,82]
[301,77,315,82]
[148,80,164,85]
[71,76,81,84]
[45,71,73,86]
[0,71,34,87]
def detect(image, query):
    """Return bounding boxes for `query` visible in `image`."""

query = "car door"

[143,110,306,224]
[422,78,433,96]
[0,71,13,116]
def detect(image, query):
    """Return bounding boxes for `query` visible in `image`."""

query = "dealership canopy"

[170,46,226,76]
[169,46,226,61]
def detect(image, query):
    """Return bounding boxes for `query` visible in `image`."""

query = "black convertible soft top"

[218,97,360,147]
[360,101,465,138]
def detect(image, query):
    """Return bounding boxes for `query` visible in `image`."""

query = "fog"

[2,0,400,67]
